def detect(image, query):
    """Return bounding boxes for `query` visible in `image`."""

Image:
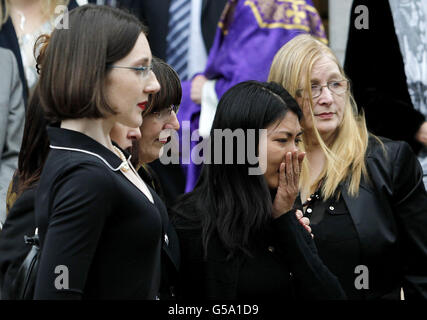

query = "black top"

[34,127,163,299]
[235,229,293,300]
[297,194,364,299]
[172,208,346,300]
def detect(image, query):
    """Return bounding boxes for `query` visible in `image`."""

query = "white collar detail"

[49,144,131,172]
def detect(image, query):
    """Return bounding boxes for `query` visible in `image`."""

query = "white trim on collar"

[49,144,131,172]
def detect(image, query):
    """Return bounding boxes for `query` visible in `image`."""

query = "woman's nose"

[317,86,334,105]
[144,72,161,94]
[164,111,180,131]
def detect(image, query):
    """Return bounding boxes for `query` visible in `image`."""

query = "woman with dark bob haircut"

[130,57,182,299]
[171,81,346,300]
[33,5,162,299]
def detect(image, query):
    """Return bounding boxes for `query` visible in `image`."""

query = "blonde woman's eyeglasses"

[296,80,349,99]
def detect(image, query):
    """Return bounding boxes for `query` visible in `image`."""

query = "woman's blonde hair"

[268,34,369,199]
[0,0,69,28]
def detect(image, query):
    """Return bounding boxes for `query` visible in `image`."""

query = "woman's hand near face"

[272,150,305,219]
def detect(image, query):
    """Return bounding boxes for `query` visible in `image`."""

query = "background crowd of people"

[0,0,426,301]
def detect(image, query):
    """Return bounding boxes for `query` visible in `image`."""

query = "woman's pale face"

[296,55,346,143]
[110,123,141,150]
[104,33,160,128]
[138,110,180,164]
[261,112,303,189]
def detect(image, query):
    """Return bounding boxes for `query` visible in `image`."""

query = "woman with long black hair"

[171,80,346,300]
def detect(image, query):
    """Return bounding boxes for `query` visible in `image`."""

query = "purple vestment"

[177,0,327,192]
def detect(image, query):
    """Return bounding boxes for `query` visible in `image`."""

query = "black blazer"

[0,0,79,105]
[344,0,425,154]
[120,0,228,60]
[0,146,180,300]
[338,136,427,299]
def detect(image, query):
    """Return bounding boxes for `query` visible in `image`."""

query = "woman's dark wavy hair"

[172,81,302,259]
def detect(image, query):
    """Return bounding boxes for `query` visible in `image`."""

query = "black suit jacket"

[0,0,79,105]
[339,136,427,299]
[118,0,227,61]
[344,0,425,154]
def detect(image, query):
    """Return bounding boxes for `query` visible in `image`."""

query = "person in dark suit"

[269,33,427,299]
[171,81,346,300]
[111,0,227,62]
[344,0,426,155]
[344,0,427,189]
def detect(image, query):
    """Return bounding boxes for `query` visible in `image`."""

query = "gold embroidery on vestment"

[217,0,328,43]
[243,0,316,32]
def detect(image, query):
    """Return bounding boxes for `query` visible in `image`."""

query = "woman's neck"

[305,141,326,183]
[60,118,115,151]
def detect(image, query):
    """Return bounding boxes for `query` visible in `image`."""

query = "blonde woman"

[0,0,78,103]
[269,34,427,300]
